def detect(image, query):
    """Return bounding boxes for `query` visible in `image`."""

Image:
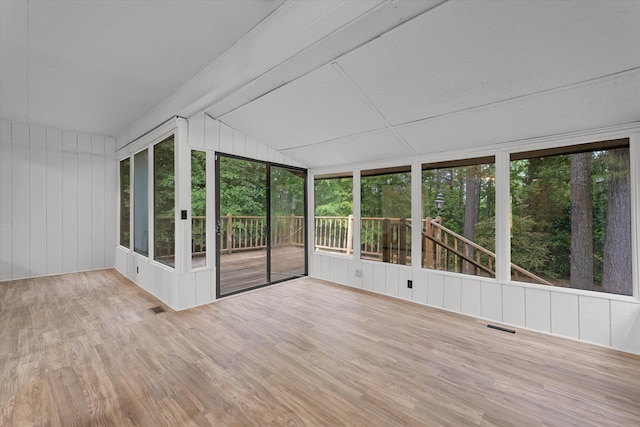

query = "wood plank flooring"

[1,269,640,426]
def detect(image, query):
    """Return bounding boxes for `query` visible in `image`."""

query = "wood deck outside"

[193,246,306,296]
[2,270,640,426]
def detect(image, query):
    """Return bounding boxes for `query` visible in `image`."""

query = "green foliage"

[422,163,495,238]
[191,150,206,216]
[361,172,411,218]
[219,157,267,216]
[314,177,353,217]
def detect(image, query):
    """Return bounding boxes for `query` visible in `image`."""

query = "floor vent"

[487,324,515,334]
[150,306,166,314]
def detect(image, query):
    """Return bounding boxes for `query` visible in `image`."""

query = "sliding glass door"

[216,154,306,297]
[270,166,306,282]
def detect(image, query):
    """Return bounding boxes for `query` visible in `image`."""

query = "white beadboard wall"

[115,114,305,311]
[0,119,116,281]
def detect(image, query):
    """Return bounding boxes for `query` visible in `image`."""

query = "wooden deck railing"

[158,214,551,285]
[315,216,353,255]
[423,218,551,285]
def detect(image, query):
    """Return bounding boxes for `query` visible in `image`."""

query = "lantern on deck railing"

[435,192,444,217]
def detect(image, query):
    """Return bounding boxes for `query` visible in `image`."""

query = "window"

[153,136,175,267]
[314,173,353,255]
[361,166,411,265]
[510,139,631,295]
[119,158,130,248]
[191,150,207,268]
[422,157,496,278]
[133,149,148,256]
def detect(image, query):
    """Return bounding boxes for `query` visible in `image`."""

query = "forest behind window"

[422,158,495,278]
[510,140,631,295]
[314,175,353,255]
[361,167,412,265]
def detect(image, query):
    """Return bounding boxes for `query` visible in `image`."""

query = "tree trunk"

[570,152,593,290]
[463,166,481,274]
[602,148,632,295]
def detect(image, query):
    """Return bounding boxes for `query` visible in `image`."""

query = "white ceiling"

[1,0,639,169]
[219,0,640,168]
[0,0,283,136]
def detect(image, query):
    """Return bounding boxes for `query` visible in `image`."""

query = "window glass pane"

[191,150,206,268]
[271,166,306,281]
[314,175,353,255]
[133,149,148,256]
[422,158,495,278]
[154,137,175,267]
[510,141,632,295]
[119,158,130,248]
[361,167,411,265]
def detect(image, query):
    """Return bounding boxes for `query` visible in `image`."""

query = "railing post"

[424,217,432,268]
[346,215,353,255]
[382,219,391,263]
[399,219,407,265]
[435,216,442,270]
[226,213,233,255]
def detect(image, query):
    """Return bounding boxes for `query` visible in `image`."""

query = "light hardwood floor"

[1,269,639,426]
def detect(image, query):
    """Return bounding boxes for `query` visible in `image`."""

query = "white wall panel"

[362,262,374,291]
[104,138,116,268]
[115,247,128,277]
[204,115,220,151]
[29,126,47,277]
[551,292,579,339]
[195,269,212,305]
[611,300,640,354]
[329,256,339,283]
[256,140,268,162]
[62,131,78,273]
[232,129,245,157]
[189,113,205,149]
[443,275,461,311]
[219,122,233,154]
[525,288,551,333]
[77,146,93,272]
[337,257,349,285]
[385,265,399,297]
[412,268,428,304]
[373,263,385,294]
[91,137,105,269]
[245,136,257,159]
[481,282,502,321]
[427,271,444,308]
[502,285,525,327]
[397,267,412,301]
[0,121,114,281]
[348,259,362,288]
[11,123,30,279]
[579,296,610,347]
[0,121,12,281]
[179,272,196,310]
[460,277,481,317]
[46,128,63,275]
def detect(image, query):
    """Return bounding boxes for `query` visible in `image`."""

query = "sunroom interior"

[1,1,640,420]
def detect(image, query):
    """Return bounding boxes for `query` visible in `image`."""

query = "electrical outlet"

[407,280,413,288]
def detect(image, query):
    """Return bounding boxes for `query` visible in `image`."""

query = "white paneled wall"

[311,253,640,355]
[0,120,116,281]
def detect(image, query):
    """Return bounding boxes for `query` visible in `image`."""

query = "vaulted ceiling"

[0,0,283,136]
[1,0,639,169]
